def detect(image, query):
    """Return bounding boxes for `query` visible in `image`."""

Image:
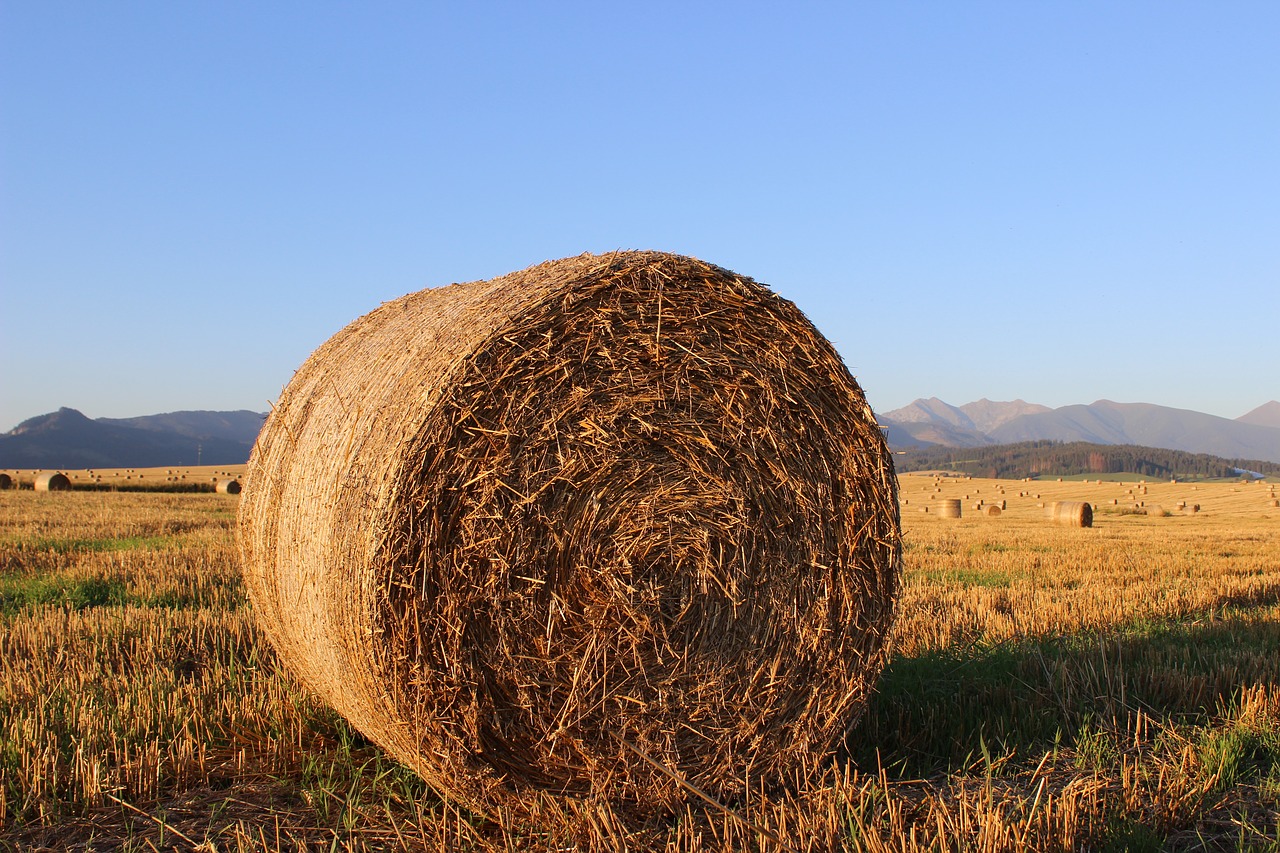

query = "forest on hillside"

[894,440,1280,480]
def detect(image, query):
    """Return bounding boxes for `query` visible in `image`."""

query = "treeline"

[894,440,1280,480]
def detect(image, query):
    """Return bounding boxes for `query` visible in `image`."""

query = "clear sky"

[2,2,1276,432]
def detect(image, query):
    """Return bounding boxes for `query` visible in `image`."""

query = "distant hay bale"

[1049,500,1093,527]
[982,504,1002,516]
[237,251,903,820]
[34,472,71,492]
[0,473,11,490]
[936,498,962,518]
[216,478,242,495]
[1271,499,1279,508]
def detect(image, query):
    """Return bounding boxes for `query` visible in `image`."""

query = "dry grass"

[2,478,1279,850]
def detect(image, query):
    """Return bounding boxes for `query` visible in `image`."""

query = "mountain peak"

[9,407,92,435]
[1238,401,1280,429]
[883,398,973,428]
[959,399,1052,433]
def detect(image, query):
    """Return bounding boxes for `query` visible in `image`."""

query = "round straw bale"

[1146,504,1165,517]
[0,473,11,490]
[1050,500,1093,527]
[215,478,242,495]
[237,251,902,819]
[34,472,71,492]
[936,498,962,518]
[982,504,1002,516]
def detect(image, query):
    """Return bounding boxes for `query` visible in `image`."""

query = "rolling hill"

[5,397,1279,469]
[0,408,264,469]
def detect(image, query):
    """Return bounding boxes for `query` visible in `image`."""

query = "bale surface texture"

[238,251,901,817]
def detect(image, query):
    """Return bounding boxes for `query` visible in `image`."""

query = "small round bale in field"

[1146,504,1165,517]
[982,504,1002,516]
[1049,500,1093,527]
[237,251,902,820]
[0,473,11,490]
[936,498,963,518]
[215,478,241,495]
[34,472,71,492]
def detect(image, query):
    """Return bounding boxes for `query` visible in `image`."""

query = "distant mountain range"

[0,408,265,468]
[880,399,1280,464]
[3,398,1279,469]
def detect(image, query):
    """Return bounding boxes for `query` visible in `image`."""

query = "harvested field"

[0,465,246,492]
[2,477,1279,850]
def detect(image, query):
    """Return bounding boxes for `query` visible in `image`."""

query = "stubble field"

[1,475,1278,851]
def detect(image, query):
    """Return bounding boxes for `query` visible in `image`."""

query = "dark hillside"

[896,440,1280,480]
[0,408,253,468]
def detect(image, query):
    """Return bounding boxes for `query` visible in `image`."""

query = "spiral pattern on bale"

[238,251,901,817]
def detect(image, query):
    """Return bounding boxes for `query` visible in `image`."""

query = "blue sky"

[2,2,1276,432]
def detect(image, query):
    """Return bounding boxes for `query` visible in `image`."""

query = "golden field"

[1,466,246,490]
[1,476,1278,851]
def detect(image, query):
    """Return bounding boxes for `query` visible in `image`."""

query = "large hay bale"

[237,251,902,818]
[215,478,241,495]
[0,473,11,490]
[34,472,71,492]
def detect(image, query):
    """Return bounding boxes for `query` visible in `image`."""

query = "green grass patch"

[4,535,180,554]
[0,575,128,616]
[1196,719,1280,793]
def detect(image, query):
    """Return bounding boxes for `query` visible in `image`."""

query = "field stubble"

[1,480,1278,851]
